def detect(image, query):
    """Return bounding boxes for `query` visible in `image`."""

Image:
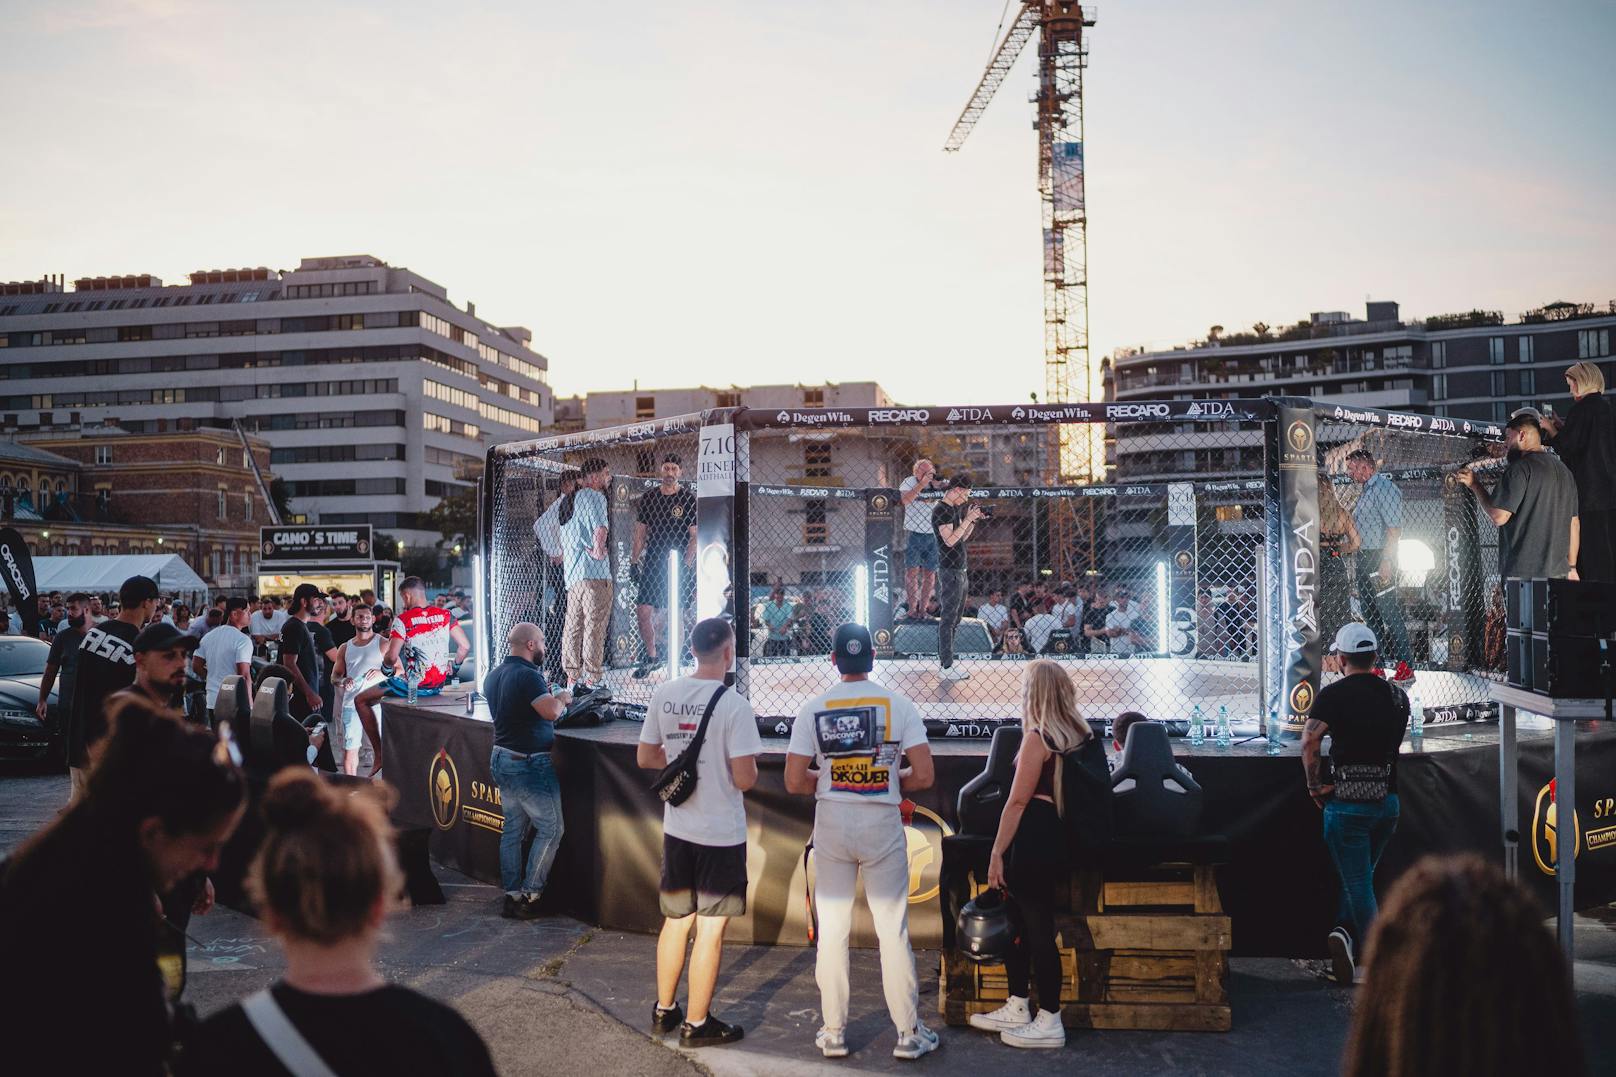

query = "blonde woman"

[1542,360,1616,580]
[969,660,1111,1050]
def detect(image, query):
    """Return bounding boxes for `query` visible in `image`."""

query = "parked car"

[0,637,62,765]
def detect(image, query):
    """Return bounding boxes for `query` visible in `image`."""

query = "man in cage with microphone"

[632,453,698,679]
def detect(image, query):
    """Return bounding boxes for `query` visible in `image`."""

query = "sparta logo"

[429,749,460,830]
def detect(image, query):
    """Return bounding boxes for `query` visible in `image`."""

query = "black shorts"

[659,833,748,919]
[638,554,695,611]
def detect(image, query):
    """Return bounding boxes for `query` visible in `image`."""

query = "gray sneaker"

[893,1023,941,1060]
[815,1027,849,1058]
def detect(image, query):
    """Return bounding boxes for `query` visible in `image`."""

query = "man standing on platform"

[633,453,698,679]
[934,472,982,682]
[486,621,572,921]
[1345,449,1414,684]
[636,618,758,1049]
[1301,623,1409,986]
[561,458,613,692]
[786,623,939,1061]
[898,459,939,623]
[533,472,575,686]
[1457,409,1580,584]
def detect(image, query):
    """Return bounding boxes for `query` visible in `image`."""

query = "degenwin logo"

[430,748,461,830]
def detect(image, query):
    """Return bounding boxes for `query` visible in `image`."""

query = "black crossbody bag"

[652,684,729,806]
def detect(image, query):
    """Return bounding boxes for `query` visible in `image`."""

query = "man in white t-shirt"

[1105,589,1147,656]
[532,473,575,686]
[977,589,1010,648]
[248,596,288,644]
[636,618,760,1050]
[897,459,938,624]
[1022,598,1060,654]
[1051,585,1081,632]
[192,598,253,720]
[785,623,939,1062]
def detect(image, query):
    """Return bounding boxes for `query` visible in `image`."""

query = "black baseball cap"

[119,575,160,606]
[133,622,199,654]
[832,623,875,674]
[292,582,327,604]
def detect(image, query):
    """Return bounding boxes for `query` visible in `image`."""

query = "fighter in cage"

[631,452,698,678]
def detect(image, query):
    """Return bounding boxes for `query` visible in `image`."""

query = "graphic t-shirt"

[898,475,934,533]
[932,500,968,573]
[638,485,697,554]
[1313,672,1410,793]
[788,680,928,805]
[196,624,253,711]
[640,677,762,846]
[46,625,85,718]
[390,605,458,689]
[67,619,139,766]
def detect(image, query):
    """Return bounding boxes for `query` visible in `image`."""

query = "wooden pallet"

[940,862,1232,1032]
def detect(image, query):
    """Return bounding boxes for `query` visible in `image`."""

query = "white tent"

[31,554,210,600]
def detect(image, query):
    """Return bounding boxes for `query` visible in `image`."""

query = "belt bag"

[652,684,728,806]
[1334,762,1391,802]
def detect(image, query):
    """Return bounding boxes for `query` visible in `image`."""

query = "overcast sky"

[3,0,1613,404]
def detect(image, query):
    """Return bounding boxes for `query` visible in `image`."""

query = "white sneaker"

[893,1023,941,1060]
[968,996,1030,1032]
[815,1027,849,1058]
[1001,1009,1065,1050]
[940,666,971,682]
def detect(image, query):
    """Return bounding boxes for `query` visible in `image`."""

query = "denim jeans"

[1354,550,1411,665]
[937,568,968,668]
[1322,793,1400,950]
[491,746,564,898]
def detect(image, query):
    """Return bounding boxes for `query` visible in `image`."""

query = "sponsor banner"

[1165,488,1199,658]
[696,422,739,671]
[495,414,702,458]
[385,704,503,886]
[751,484,865,500]
[1442,478,1486,669]
[1318,402,1504,441]
[1275,405,1322,736]
[737,400,1270,430]
[0,528,40,638]
[864,489,898,657]
[259,524,373,561]
[607,478,640,668]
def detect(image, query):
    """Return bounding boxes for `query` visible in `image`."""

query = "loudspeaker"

[1531,578,1616,637]
[1506,629,1533,691]
[1529,632,1616,698]
[1505,578,1531,632]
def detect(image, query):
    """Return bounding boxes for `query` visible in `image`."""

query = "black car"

[0,636,63,765]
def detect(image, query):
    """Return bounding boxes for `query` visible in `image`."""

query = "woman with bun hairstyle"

[186,770,496,1076]
[0,696,247,1076]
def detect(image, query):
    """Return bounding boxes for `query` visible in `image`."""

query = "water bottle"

[403,643,422,706]
[1266,707,1283,756]
[1215,704,1232,749]
[1409,688,1424,746]
[1189,704,1205,746]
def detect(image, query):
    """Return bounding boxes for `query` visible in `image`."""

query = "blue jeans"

[1354,550,1411,665]
[1322,793,1399,950]
[491,746,564,898]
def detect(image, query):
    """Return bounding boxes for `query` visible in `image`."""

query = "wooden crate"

[940,862,1232,1032]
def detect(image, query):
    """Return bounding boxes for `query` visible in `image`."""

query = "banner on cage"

[696,422,738,673]
[1275,405,1322,735]
[1442,480,1487,670]
[739,400,1271,430]
[0,528,39,638]
[864,489,898,656]
[607,478,642,668]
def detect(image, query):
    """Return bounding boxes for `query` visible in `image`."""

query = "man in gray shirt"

[1458,410,1580,582]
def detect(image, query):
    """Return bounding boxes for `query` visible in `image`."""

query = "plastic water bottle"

[1189,704,1205,746]
[1409,688,1424,747]
[1266,707,1283,756]
[1215,704,1232,749]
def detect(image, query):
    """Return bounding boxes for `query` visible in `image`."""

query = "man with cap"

[111,622,199,713]
[1301,622,1410,985]
[785,623,939,1061]
[65,575,159,801]
[1457,408,1581,585]
[632,453,698,678]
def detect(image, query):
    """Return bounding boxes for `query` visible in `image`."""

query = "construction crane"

[946,1,1100,577]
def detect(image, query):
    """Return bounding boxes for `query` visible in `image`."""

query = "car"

[0,636,63,765]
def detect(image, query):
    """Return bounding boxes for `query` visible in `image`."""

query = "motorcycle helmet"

[957,887,1020,964]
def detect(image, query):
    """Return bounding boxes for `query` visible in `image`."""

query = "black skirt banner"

[0,528,40,638]
[385,703,502,885]
[1273,403,1322,735]
[864,488,898,656]
[1442,480,1486,670]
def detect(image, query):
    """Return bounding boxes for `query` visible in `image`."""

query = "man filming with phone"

[933,473,983,682]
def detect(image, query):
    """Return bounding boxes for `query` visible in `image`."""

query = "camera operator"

[933,473,983,682]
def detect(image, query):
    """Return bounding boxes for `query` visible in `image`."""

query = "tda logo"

[946,407,994,422]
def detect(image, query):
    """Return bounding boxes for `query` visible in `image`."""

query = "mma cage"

[479,399,1508,739]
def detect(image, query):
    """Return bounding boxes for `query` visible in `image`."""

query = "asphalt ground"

[4,763,1613,1076]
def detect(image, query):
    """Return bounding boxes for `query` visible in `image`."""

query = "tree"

[1252,321,1270,338]
[268,477,294,522]
[427,484,478,544]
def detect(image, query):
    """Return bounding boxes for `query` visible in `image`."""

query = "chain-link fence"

[1313,405,1506,717]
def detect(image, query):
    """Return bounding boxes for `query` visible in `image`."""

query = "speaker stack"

[1505,578,1616,698]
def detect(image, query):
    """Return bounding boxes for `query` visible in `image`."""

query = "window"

[1490,371,1506,397]
[804,443,832,479]
[1521,368,1536,396]
[1519,336,1534,364]
[716,391,741,408]
[802,387,825,407]
[803,499,828,545]
[635,395,655,419]
[245,492,253,521]
[217,487,228,519]
[1488,337,1505,365]
[1432,373,1448,399]
[94,445,112,465]
[1493,401,1509,423]
[1579,329,1612,359]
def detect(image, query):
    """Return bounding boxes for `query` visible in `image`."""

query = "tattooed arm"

[1301,718,1334,809]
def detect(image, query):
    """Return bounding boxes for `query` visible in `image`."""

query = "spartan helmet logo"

[1290,680,1315,715]
[1532,781,1581,876]
[901,803,953,904]
[1287,420,1313,454]
[671,505,684,519]
[429,749,460,830]
[1175,550,1193,570]
[872,494,890,513]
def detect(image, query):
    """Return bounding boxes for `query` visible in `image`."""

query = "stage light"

[667,548,681,679]
[697,543,728,621]
[853,562,870,627]
[472,552,488,694]
[1397,538,1435,588]
[1155,560,1170,657]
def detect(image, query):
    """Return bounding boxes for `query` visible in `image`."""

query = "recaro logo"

[1386,413,1423,429]
[869,409,930,424]
[1107,403,1170,420]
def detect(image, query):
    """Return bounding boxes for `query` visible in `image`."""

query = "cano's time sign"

[260,525,373,560]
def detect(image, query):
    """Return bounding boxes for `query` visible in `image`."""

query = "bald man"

[485,621,573,919]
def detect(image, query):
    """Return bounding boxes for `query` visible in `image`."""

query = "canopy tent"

[31,554,210,600]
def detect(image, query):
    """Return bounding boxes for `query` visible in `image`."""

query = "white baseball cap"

[1332,622,1378,654]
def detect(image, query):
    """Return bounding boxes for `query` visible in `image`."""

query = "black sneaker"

[632,659,658,680]
[502,895,543,920]
[652,1003,684,1034]
[680,1014,744,1048]
[500,895,523,919]
[1327,926,1356,985]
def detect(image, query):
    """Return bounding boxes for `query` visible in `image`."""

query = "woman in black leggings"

[970,659,1108,1050]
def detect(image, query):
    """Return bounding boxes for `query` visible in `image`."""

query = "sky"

[3,0,1613,405]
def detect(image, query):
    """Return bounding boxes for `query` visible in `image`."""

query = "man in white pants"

[786,623,939,1061]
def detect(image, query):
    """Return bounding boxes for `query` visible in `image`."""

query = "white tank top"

[342,634,385,692]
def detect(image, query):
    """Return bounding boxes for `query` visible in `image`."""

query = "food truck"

[256,524,399,602]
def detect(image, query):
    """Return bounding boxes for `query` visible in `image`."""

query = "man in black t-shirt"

[325,591,357,649]
[66,575,159,800]
[1301,622,1410,985]
[632,453,698,678]
[36,592,89,737]
[932,473,983,681]
[276,583,328,718]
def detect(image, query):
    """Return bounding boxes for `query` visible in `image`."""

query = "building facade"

[0,255,554,546]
